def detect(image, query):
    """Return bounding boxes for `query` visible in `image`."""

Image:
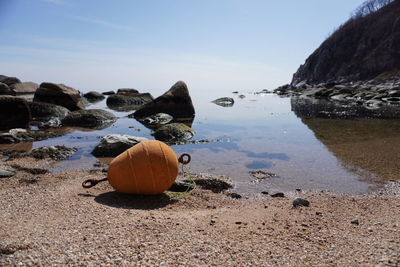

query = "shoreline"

[1,155,399,266]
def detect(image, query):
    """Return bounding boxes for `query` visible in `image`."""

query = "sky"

[0,0,365,94]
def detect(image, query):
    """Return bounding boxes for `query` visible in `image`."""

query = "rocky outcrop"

[33,82,85,111]
[28,101,69,120]
[83,91,105,102]
[291,0,400,86]
[61,109,116,129]
[116,88,139,95]
[91,134,148,157]
[0,96,31,130]
[0,83,12,95]
[133,81,195,121]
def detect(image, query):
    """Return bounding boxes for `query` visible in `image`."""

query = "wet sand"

[1,157,399,266]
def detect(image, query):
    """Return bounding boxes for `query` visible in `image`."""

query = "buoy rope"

[167,163,196,198]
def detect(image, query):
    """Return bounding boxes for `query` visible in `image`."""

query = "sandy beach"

[1,156,399,266]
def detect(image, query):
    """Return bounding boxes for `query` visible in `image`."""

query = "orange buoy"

[82,140,190,194]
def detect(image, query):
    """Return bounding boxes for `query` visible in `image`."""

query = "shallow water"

[3,91,400,195]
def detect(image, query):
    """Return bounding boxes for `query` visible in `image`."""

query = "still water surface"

[6,90,400,195]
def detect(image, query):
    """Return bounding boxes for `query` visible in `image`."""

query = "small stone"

[293,197,310,207]
[271,192,285,198]
[226,192,242,199]
[351,219,360,225]
[261,191,269,195]
[235,221,242,225]
[0,168,16,178]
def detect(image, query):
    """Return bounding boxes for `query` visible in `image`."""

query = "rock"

[250,170,277,183]
[102,90,115,95]
[168,181,196,192]
[270,192,285,198]
[0,82,12,95]
[30,145,78,160]
[239,95,246,99]
[0,128,65,144]
[0,75,21,86]
[351,218,360,225]
[0,96,31,130]
[106,93,153,111]
[153,123,195,143]
[133,81,195,120]
[91,134,148,157]
[388,90,400,97]
[192,177,233,193]
[33,82,85,111]
[28,101,69,120]
[62,109,116,129]
[116,88,139,95]
[9,82,39,95]
[232,91,239,94]
[134,113,173,128]
[293,197,310,207]
[83,91,105,102]
[226,192,242,199]
[212,97,235,107]
[0,168,15,178]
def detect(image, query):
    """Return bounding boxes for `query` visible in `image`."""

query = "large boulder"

[83,91,105,102]
[9,82,39,95]
[33,82,85,111]
[133,81,195,120]
[28,101,69,120]
[0,96,31,130]
[153,123,195,143]
[106,93,153,111]
[0,75,21,86]
[0,83,12,95]
[91,134,148,157]
[61,109,116,129]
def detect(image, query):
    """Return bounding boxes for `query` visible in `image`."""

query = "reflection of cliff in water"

[291,98,400,180]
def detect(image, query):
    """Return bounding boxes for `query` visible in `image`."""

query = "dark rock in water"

[293,197,310,207]
[83,91,105,102]
[0,82,12,95]
[168,181,195,192]
[106,93,153,111]
[33,82,85,111]
[30,145,77,160]
[9,82,39,95]
[29,101,69,120]
[133,81,195,122]
[194,178,233,193]
[62,109,116,129]
[0,75,21,86]
[0,128,65,144]
[132,113,173,129]
[102,90,115,95]
[226,192,242,199]
[212,97,234,107]
[116,88,139,95]
[153,123,195,143]
[271,192,285,198]
[91,134,148,157]
[0,96,31,130]
[0,168,15,178]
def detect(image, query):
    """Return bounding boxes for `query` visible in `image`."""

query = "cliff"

[291,0,400,86]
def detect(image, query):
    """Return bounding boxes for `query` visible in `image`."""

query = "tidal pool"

[3,91,400,195]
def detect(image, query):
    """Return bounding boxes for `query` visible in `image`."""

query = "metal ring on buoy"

[178,153,191,165]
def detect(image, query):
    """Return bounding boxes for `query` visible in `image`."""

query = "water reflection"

[292,97,400,180]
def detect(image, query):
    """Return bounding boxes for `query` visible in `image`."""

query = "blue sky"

[0,0,365,94]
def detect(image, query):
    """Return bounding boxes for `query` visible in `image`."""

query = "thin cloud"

[69,15,131,31]
[41,0,72,6]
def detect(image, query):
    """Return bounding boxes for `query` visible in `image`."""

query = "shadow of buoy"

[94,191,178,210]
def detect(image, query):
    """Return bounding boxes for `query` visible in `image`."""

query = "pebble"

[351,219,360,225]
[271,192,285,198]
[292,197,310,207]
[0,168,15,178]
